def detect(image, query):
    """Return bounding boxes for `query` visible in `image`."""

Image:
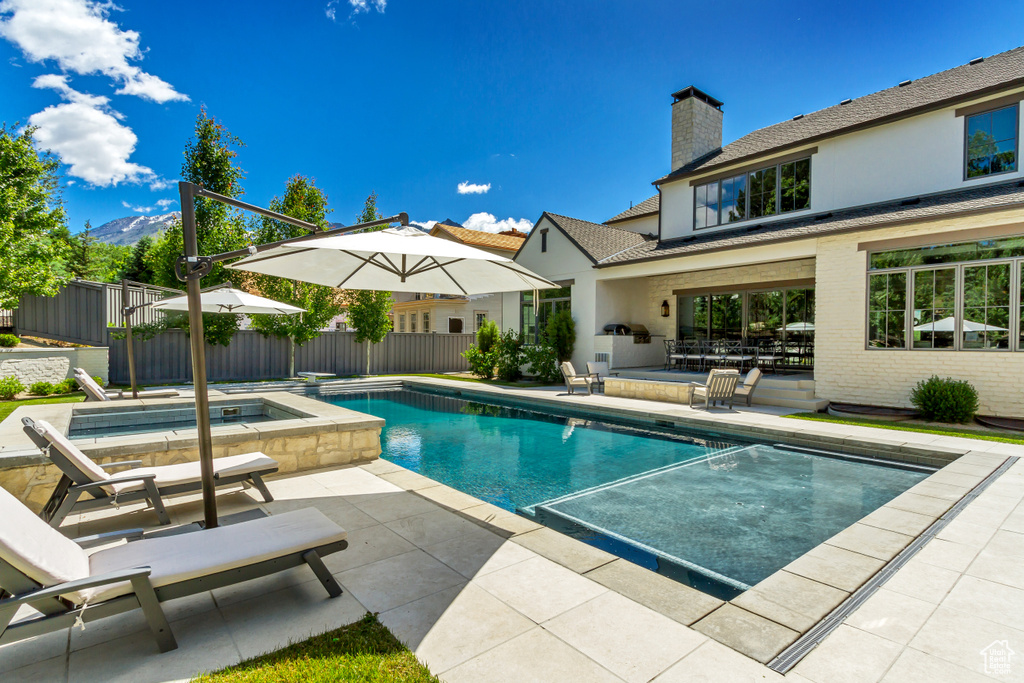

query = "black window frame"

[963,103,1019,182]
[693,156,811,230]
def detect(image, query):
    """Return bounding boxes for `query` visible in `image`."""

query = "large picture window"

[693,157,810,229]
[521,286,571,344]
[965,104,1018,179]
[868,235,1024,351]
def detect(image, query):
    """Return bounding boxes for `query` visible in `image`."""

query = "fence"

[107,329,474,384]
[0,310,12,329]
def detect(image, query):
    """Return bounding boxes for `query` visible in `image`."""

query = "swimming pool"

[321,386,930,597]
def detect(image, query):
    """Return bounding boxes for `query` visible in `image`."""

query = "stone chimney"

[670,86,723,172]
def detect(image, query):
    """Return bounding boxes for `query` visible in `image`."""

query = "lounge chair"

[74,369,179,402]
[688,369,741,410]
[0,484,346,653]
[735,368,763,407]
[560,362,593,395]
[586,361,618,392]
[22,417,279,528]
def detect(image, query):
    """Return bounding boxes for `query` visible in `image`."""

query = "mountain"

[90,212,181,246]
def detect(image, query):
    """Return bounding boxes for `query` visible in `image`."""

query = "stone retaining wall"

[603,377,694,404]
[0,347,108,386]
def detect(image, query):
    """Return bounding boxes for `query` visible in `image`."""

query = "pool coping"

[359,378,1022,664]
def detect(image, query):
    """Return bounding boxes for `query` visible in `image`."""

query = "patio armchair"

[22,417,279,528]
[734,367,763,407]
[74,369,179,402]
[560,362,593,395]
[586,361,618,392]
[0,484,347,654]
[688,369,741,410]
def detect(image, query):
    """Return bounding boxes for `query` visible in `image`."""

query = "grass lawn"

[193,613,437,683]
[0,393,86,422]
[785,411,1024,445]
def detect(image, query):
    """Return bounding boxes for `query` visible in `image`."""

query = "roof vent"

[814,212,834,221]
[901,197,921,206]
[898,79,912,87]
[792,114,804,120]
[969,57,984,65]
[840,98,852,106]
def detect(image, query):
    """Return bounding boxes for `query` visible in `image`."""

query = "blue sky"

[2,0,1023,236]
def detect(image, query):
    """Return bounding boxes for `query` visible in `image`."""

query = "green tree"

[67,220,94,278]
[345,192,394,374]
[247,175,345,376]
[545,309,576,363]
[0,124,71,309]
[120,235,156,283]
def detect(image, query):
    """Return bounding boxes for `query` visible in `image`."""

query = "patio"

[2,382,1023,682]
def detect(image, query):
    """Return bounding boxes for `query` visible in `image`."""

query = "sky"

[2,0,1023,236]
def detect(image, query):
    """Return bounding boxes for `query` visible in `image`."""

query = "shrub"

[523,342,561,384]
[494,329,524,382]
[462,345,496,380]
[0,334,19,348]
[545,310,575,363]
[92,376,104,387]
[476,319,499,353]
[0,376,25,400]
[910,375,979,424]
[29,381,55,396]
[55,378,78,394]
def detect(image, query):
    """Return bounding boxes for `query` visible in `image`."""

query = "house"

[392,220,526,334]
[510,46,1024,416]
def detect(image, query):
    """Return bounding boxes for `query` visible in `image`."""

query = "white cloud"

[409,220,437,232]
[30,75,154,187]
[326,0,385,21]
[0,0,188,103]
[457,181,491,195]
[147,177,173,191]
[121,198,176,214]
[462,213,533,234]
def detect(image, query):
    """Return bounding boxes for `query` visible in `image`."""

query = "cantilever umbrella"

[151,286,305,315]
[913,316,1007,333]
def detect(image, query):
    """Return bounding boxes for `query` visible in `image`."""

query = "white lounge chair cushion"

[81,508,347,603]
[75,370,110,402]
[107,453,279,494]
[0,486,90,589]
[34,419,111,486]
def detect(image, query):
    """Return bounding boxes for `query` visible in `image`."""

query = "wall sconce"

[660,300,670,317]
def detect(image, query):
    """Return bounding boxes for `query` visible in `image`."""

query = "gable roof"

[599,178,1024,267]
[605,195,660,224]
[655,45,1024,186]
[429,222,526,252]
[537,212,651,264]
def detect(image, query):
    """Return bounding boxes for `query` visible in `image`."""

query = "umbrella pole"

[179,182,218,529]
[120,280,140,400]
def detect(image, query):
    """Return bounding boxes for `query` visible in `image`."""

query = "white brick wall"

[0,347,108,387]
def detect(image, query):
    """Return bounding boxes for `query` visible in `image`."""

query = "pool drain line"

[767,455,1019,674]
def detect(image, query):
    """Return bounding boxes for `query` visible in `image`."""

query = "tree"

[0,124,71,309]
[120,235,156,283]
[67,220,94,278]
[345,192,394,374]
[146,108,249,345]
[247,175,345,376]
[545,309,576,363]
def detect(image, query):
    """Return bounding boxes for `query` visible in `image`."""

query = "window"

[676,286,814,346]
[694,156,810,229]
[410,313,417,333]
[541,229,548,252]
[868,236,1024,351]
[398,314,405,333]
[521,286,570,344]
[422,312,430,333]
[868,272,907,348]
[448,317,464,333]
[710,293,743,340]
[475,312,486,331]
[965,105,1018,179]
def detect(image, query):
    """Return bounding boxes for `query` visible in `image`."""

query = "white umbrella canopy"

[227,226,558,294]
[151,287,305,315]
[913,315,1007,332]
[777,322,815,332]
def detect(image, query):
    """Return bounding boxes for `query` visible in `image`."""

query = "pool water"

[322,387,929,597]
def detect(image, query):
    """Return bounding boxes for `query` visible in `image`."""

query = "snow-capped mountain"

[90,212,181,246]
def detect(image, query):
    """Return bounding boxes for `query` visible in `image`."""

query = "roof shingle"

[542,212,652,263]
[605,195,660,224]
[430,223,526,252]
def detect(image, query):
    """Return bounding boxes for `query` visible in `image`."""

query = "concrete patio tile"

[907,480,971,502]
[70,589,216,651]
[422,526,537,579]
[691,604,799,664]
[0,613,69,675]
[783,544,885,593]
[68,609,240,683]
[380,583,533,674]
[473,555,608,623]
[825,523,914,562]
[264,474,335,499]
[512,527,617,574]
[210,565,318,609]
[844,588,936,645]
[264,494,379,531]
[912,537,979,573]
[414,484,486,511]
[883,557,960,604]
[313,466,402,495]
[336,549,465,613]
[544,591,706,683]
[220,580,367,660]
[344,490,441,524]
[729,586,817,633]
[935,518,998,549]
[652,639,783,682]
[740,571,848,624]
[378,469,438,491]
[879,647,992,683]
[385,507,487,547]
[320,522,417,573]
[359,458,403,475]
[1003,509,1024,534]
[885,491,954,518]
[461,505,543,537]
[954,501,1014,530]
[3,655,67,683]
[583,559,723,626]
[910,605,1024,678]
[943,575,1024,631]
[792,624,902,683]
[860,505,936,536]
[442,627,622,683]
